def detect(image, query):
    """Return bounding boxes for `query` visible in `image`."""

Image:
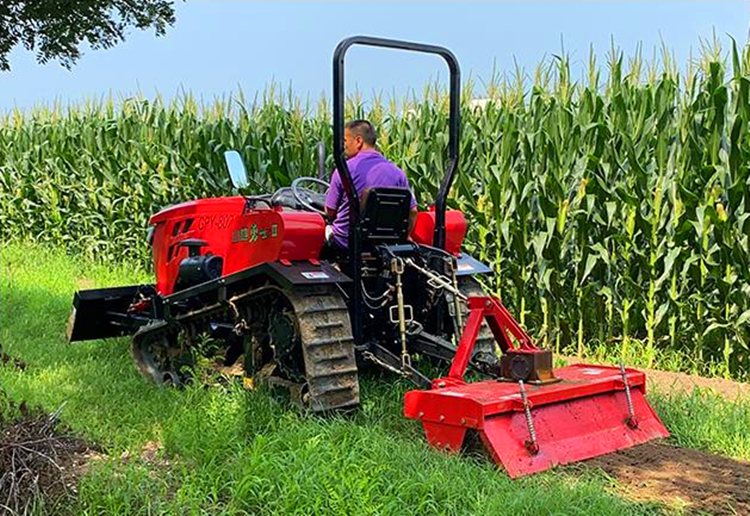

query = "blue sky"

[1,1,749,112]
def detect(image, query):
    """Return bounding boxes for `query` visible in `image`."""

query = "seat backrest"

[360,187,412,246]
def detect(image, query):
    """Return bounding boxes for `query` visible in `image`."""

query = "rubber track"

[130,303,230,383]
[131,320,175,383]
[285,285,360,412]
[129,283,359,412]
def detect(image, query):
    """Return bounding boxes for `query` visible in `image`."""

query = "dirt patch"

[583,442,750,515]
[0,401,99,514]
[641,368,748,402]
[0,353,26,371]
[558,356,749,402]
[120,439,172,471]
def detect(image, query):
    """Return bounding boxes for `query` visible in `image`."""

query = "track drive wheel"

[243,285,360,412]
[131,322,194,386]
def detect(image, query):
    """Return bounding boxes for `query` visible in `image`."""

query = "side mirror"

[224,150,250,189]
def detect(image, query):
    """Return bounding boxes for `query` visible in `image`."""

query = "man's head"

[344,119,377,158]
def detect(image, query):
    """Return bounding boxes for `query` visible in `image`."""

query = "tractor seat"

[360,187,412,246]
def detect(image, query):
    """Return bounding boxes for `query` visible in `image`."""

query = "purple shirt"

[325,149,417,248]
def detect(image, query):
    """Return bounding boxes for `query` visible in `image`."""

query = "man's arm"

[324,171,342,223]
[396,168,418,235]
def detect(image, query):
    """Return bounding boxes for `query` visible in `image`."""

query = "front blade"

[67,285,153,342]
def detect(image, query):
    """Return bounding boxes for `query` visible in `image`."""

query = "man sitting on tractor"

[324,119,418,250]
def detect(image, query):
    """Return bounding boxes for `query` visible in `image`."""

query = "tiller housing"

[405,297,670,478]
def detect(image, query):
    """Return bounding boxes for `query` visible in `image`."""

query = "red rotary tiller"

[405,296,670,478]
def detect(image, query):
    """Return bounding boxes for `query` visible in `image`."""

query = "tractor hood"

[148,197,247,226]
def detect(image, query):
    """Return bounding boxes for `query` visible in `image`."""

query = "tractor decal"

[233,223,278,244]
[197,213,236,231]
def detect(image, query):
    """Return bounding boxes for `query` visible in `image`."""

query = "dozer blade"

[67,285,154,342]
[405,364,669,477]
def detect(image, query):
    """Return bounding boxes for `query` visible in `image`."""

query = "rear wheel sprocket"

[240,285,360,412]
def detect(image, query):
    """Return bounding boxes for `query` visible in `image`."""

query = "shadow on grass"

[1,282,187,450]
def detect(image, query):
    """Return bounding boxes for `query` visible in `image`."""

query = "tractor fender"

[163,260,351,309]
[455,253,492,276]
[260,261,351,289]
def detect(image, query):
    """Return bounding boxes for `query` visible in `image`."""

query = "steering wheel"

[291,177,330,216]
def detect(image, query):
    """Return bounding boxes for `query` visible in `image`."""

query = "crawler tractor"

[68,37,668,477]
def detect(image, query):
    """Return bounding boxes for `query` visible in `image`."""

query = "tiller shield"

[404,297,669,478]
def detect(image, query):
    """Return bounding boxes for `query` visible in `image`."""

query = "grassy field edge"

[2,242,748,515]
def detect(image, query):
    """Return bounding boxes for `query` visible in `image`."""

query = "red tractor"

[68,36,668,477]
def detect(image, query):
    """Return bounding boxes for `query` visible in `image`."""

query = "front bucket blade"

[67,285,152,342]
[480,388,669,478]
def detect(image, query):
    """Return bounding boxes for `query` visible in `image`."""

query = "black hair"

[345,119,377,146]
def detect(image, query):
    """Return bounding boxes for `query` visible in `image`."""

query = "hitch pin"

[620,363,639,429]
[518,380,539,455]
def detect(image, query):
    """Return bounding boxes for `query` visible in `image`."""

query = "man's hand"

[325,207,337,223]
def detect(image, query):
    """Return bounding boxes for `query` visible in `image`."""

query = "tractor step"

[405,363,669,477]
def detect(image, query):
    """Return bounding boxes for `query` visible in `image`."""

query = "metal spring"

[619,362,638,429]
[518,380,539,454]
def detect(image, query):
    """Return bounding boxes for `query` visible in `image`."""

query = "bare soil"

[120,439,172,471]
[583,442,750,515]
[0,401,97,514]
[559,356,749,402]
[641,368,748,402]
[557,356,748,514]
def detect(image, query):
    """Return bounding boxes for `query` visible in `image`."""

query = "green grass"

[648,388,750,460]
[1,242,747,515]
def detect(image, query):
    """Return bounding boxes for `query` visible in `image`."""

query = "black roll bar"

[332,35,461,249]
[332,36,461,346]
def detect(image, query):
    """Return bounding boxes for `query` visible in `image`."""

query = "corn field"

[1,42,749,379]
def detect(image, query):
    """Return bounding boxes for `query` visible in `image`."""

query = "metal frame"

[332,35,461,346]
